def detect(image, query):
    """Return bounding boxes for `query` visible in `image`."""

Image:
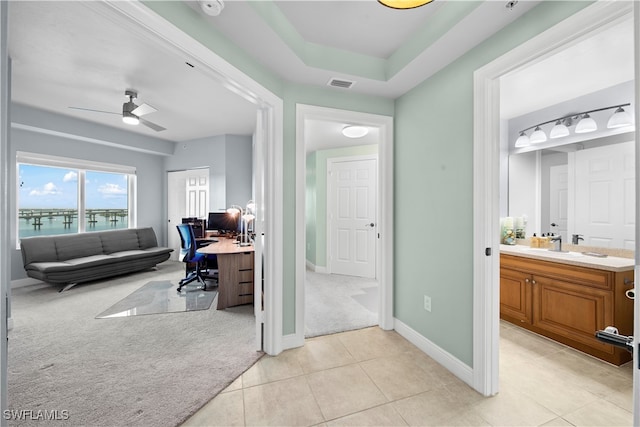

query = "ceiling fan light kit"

[122,111,139,126]
[69,89,165,132]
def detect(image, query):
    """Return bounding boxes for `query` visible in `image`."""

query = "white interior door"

[328,156,377,278]
[167,169,209,260]
[186,173,209,219]
[549,164,568,241]
[572,141,635,249]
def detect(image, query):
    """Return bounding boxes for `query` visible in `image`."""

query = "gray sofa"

[20,227,173,290]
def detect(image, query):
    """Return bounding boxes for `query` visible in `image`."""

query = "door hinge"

[485,247,492,256]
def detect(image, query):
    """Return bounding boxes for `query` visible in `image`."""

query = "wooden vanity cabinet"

[500,254,633,365]
[500,267,532,324]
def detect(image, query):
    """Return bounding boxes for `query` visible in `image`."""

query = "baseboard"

[281,332,304,351]
[394,318,474,388]
[305,260,327,274]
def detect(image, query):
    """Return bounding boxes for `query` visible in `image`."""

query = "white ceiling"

[7,0,632,149]
[500,17,634,120]
[8,1,258,142]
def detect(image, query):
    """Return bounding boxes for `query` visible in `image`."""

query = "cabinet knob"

[532,280,536,285]
[525,278,530,283]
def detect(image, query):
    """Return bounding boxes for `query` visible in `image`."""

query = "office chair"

[176,223,217,292]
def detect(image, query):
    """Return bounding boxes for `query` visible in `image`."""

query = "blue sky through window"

[19,164,127,209]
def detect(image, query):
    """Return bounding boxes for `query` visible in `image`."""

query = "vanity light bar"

[515,103,632,147]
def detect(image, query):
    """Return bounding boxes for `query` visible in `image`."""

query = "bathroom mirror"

[508,134,636,250]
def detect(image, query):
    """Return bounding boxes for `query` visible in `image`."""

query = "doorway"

[83,1,284,354]
[294,104,393,346]
[472,2,638,422]
[306,151,380,338]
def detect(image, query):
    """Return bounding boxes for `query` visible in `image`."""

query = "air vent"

[327,78,355,89]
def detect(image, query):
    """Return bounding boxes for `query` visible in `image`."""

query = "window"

[17,152,136,241]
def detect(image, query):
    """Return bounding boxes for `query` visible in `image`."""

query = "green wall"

[306,144,379,268]
[144,0,593,353]
[141,2,395,336]
[394,1,593,366]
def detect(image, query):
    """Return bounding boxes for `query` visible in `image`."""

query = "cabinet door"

[533,275,613,354]
[500,268,532,324]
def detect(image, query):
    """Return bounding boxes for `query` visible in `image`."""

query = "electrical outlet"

[424,295,432,312]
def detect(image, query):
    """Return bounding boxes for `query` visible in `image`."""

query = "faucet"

[549,235,563,252]
[572,234,584,245]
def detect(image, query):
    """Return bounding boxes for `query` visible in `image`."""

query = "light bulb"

[530,126,547,144]
[607,107,633,129]
[549,120,570,139]
[575,113,597,133]
[514,131,529,148]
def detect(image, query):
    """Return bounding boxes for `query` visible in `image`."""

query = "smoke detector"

[199,0,224,16]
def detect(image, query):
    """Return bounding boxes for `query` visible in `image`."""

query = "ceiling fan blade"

[131,102,157,117]
[68,106,120,115]
[140,118,166,132]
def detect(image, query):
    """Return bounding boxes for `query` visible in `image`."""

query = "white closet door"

[328,157,377,278]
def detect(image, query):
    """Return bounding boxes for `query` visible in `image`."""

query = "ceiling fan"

[69,90,166,132]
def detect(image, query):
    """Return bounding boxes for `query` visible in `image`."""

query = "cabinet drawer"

[238,270,254,283]
[236,282,254,297]
[501,254,612,290]
[237,252,254,270]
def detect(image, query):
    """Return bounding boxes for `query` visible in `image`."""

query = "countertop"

[500,244,634,272]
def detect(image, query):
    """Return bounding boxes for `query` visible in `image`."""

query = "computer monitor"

[207,212,239,234]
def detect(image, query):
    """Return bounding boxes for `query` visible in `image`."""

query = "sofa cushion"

[28,255,115,273]
[136,227,159,249]
[20,237,59,265]
[55,234,104,261]
[100,229,141,254]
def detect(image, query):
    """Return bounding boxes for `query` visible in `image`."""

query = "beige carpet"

[305,270,378,337]
[7,261,262,427]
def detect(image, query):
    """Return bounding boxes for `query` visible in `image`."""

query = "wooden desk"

[197,238,254,310]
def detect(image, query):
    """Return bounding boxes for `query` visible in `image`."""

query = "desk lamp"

[227,205,252,247]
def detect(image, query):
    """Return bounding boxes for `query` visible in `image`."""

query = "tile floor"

[182,321,634,426]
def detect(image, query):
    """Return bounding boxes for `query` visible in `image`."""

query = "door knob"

[365,223,375,228]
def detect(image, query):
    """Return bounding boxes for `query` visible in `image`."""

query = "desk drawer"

[238,270,254,283]
[237,252,254,269]
[237,282,254,296]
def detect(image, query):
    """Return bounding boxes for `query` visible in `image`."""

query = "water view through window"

[18,164,129,239]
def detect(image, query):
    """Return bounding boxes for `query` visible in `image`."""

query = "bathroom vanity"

[500,245,634,365]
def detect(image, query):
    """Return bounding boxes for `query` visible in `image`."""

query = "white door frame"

[472,0,636,408]
[294,104,393,348]
[326,154,378,278]
[98,1,284,355]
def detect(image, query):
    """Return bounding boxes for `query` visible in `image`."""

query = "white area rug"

[8,261,261,427]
